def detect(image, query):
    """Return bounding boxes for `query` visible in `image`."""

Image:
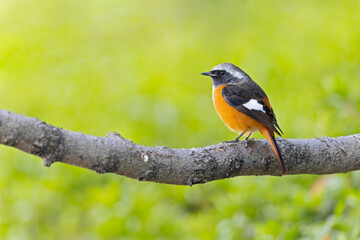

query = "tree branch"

[0,109,359,185]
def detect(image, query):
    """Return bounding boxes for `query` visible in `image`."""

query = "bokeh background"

[1,0,360,239]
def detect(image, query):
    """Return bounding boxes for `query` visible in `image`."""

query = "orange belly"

[212,85,264,134]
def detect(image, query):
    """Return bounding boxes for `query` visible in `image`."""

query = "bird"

[201,63,287,175]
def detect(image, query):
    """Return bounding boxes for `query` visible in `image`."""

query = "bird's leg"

[224,131,246,143]
[234,132,245,141]
[244,133,252,140]
[245,133,259,141]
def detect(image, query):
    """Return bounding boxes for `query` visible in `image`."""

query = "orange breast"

[212,85,264,134]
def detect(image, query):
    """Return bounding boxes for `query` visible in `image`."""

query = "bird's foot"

[223,139,240,144]
[243,138,257,154]
[245,137,259,141]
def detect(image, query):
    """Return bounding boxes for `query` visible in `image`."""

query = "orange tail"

[260,128,287,175]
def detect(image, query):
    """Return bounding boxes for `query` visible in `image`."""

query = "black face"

[201,70,235,87]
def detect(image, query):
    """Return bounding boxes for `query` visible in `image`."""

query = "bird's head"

[201,63,250,87]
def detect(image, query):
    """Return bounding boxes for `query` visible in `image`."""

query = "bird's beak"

[201,72,216,77]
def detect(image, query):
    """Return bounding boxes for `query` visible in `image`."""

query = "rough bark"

[0,109,359,185]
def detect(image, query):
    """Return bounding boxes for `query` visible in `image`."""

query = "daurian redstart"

[202,63,287,175]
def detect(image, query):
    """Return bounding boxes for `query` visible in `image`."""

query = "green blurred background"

[1,0,360,239]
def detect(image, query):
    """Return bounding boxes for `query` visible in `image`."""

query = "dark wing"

[222,83,283,136]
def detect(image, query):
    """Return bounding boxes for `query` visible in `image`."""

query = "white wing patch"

[243,99,265,113]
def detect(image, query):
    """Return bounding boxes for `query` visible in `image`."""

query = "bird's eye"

[220,70,226,76]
